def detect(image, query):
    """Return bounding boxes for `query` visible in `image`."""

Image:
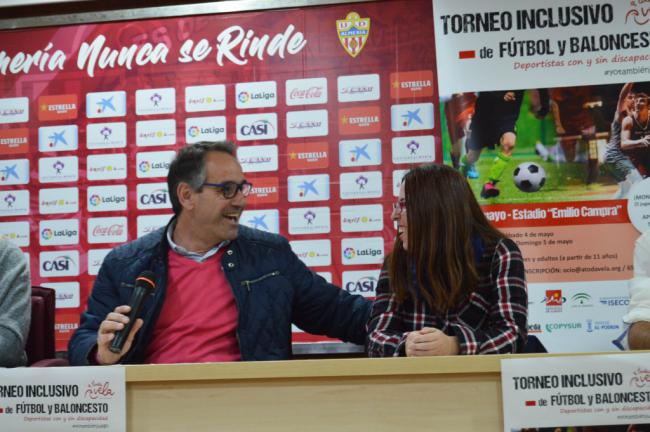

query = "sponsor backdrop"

[0,0,438,349]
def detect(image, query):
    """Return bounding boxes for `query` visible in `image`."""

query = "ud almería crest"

[337,12,370,58]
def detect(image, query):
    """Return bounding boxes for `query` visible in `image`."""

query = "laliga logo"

[89,194,102,206]
[41,228,54,240]
[139,161,151,172]
[150,93,162,107]
[407,140,420,154]
[4,193,16,207]
[188,126,200,137]
[343,247,356,260]
[238,91,251,103]
[100,126,112,140]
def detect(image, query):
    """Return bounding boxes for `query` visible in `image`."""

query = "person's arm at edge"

[0,241,30,367]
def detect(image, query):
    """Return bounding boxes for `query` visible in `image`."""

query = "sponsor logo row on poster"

[0,135,434,185]
[0,167,409,214]
[0,72,434,124]
[526,282,630,351]
[0,202,389,246]
[0,104,434,155]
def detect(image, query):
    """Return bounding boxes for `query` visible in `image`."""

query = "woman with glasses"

[367,163,527,357]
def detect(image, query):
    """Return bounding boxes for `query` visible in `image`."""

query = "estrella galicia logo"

[343,247,356,260]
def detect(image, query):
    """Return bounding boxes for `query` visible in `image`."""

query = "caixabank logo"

[0,159,29,185]
[86,91,126,119]
[287,174,329,202]
[339,139,381,168]
[240,209,280,234]
[38,125,76,153]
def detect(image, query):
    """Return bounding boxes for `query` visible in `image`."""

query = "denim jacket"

[68,223,370,365]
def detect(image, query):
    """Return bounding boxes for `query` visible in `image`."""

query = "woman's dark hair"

[167,141,236,215]
[388,163,504,312]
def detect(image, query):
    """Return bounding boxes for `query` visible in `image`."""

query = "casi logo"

[42,255,76,272]
[41,228,54,240]
[343,247,356,259]
[345,276,377,294]
[240,120,275,136]
[140,189,168,205]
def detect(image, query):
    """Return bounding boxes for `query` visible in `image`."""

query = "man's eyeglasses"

[202,180,253,199]
[392,199,407,214]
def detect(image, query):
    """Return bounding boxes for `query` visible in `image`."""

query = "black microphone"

[109,270,156,354]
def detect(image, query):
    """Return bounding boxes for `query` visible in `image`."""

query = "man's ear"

[177,182,195,211]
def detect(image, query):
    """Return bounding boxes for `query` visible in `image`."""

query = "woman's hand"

[405,327,460,356]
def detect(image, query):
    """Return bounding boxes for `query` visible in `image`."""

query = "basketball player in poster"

[621,92,650,177]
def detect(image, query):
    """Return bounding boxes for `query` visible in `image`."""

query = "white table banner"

[0,366,125,431]
[502,354,650,431]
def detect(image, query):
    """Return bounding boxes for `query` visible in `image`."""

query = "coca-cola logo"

[92,224,124,237]
[289,86,323,100]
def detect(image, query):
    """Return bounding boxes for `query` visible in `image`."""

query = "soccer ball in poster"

[513,162,546,193]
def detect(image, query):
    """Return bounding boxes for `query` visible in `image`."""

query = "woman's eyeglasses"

[392,200,407,214]
[202,180,253,199]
